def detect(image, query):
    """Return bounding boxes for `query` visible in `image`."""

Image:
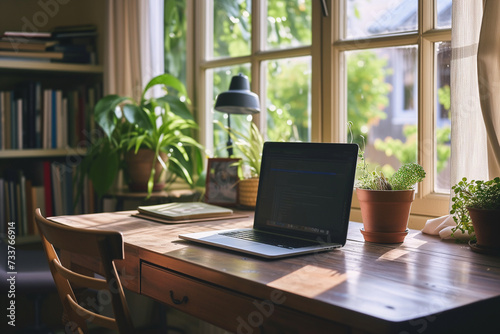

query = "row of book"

[0,162,94,236]
[0,25,98,64]
[0,83,101,150]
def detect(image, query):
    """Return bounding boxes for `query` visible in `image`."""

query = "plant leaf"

[142,73,188,101]
[94,95,129,138]
[156,95,194,120]
[89,149,119,197]
[123,104,153,131]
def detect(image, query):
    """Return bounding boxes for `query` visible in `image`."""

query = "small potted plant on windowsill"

[450,177,500,254]
[77,73,204,198]
[356,151,426,243]
[216,121,264,208]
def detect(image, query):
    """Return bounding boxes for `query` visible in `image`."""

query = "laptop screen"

[253,142,358,245]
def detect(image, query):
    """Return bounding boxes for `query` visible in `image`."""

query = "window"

[194,0,313,156]
[192,0,452,224]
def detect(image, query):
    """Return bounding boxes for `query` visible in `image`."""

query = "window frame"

[190,0,451,227]
[325,1,452,226]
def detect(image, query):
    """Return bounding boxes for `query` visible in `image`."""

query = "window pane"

[164,0,187,84]
[435,41,451,193]
[210,65,253,158]
[266,0,312,50]
[346,0,418,39]
[347,47,418,177]
[264,56,311,142]
[436,0,452,29]
[213,0,251,58]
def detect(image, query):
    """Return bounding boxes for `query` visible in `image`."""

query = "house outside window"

[188,0,452,226]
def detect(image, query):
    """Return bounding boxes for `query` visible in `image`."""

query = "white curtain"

[450,0,488,185]
[477,0,500,178]
[104,0,164,101]
[422,0,491,237]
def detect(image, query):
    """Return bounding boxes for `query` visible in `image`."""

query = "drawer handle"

[169,290,189,305]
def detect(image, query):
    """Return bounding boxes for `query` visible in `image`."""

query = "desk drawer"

[141,262,347,333]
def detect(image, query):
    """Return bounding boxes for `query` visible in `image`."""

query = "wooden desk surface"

[52,211,500,333]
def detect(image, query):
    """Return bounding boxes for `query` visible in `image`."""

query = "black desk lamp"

[214,73,260,156]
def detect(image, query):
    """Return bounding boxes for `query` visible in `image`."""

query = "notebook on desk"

[179,142,359,259]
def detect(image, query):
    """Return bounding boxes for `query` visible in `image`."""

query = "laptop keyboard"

[220,230,319,249]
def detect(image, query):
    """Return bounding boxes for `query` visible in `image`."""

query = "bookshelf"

[0,0,106,238]
[0,64,101,239]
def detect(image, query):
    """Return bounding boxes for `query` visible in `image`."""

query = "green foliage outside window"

[373,84,451,174]
[164,0,187,84]
[347,51,391,147]
[266,0,311,49]
[266,58,311,142]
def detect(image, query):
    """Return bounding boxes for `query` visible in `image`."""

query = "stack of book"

[0,81,100,150]
[0,24,97,64]
[0,164,94,236]
[50,24,98,64]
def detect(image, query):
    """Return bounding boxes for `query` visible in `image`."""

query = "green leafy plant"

[356,148,425,190]
[450,177,500,238]
[77,73,204,198]
[215,120,264,179]
[352,121,425,191]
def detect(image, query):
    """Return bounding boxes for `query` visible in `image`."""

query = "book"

[52,24,97,33]
[51,163,62,216]
[35,82,42,148]
[19,172,27,235]
[133,212,249,225]
[0,92,4,149]
[52,30,97,39]
[0,37,58,51]
[3,31,52,38]
[43,89,51,149]
[43,161,53,217]
[16,98,22,149]
[137,202,234,221]
[4,92,12,149]
[32,185,45,234]
[51,90,57,148]
[25,179,35,235]
[0,50,64,59]
[0,178,4,234]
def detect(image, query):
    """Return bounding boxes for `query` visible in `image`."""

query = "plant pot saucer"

[469,240,500,256]
[360,228,409,244]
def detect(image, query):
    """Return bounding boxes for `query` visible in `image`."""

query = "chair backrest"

[34,208,134,334]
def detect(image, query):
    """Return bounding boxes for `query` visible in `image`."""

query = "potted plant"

[216,121,264,208]
[77,73,204,198]
[450,177,500,253]
[356,152,426,243]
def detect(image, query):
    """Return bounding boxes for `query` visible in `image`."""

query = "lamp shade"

[214,73,260,114]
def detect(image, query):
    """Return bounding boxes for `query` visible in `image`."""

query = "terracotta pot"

[356,188,415,243]
[238,178,259,208]
[124,149,167,192]
[467,207,500,249]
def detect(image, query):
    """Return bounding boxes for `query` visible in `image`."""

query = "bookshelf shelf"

[0,148,87,159]
[0,60,103,73]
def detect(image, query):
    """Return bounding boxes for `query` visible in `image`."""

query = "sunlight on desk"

[268,265,349,298]
[404,233,428,248]
[377,248,409,261]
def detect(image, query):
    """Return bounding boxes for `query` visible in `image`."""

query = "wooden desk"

[51,211,500,333]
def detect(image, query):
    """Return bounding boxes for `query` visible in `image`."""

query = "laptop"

[179,142,359,259]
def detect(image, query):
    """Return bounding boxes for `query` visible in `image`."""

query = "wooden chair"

[34,208,134,334]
